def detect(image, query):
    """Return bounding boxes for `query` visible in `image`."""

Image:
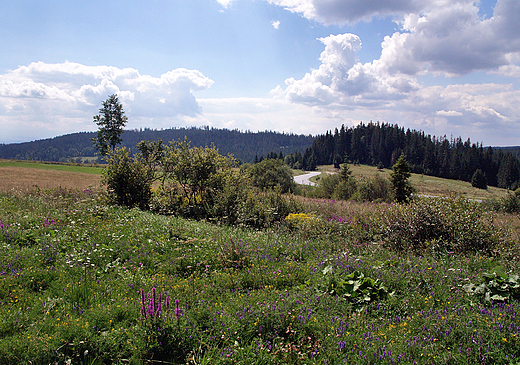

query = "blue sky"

[1,0,519,146]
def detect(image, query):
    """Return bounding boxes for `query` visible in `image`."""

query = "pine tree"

[390,154,414,203]
[471,169,487,189]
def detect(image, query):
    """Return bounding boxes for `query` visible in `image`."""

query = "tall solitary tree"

[390,153,414,203]
[92,94,128,156]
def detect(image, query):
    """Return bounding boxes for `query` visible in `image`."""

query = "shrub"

[382,197,509,255]
[238,187,301,228]
[315,173,341,199]
[484,192,520,214]
[161,137,232,210]
[332,179,358,201]
[352,174,394,203]
[249,159,295,193]
[208,169,252,225]
[498,192,520,214]
[102,147,154,209]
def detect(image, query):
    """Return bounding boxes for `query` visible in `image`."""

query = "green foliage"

[318,266,391,305]
[142,138,300,226]
[92,94,128,156]
[464,266,520,304]
[339,162,352,182]
[471,168,487,189]
[315,173,342,199]
[382,197,509,255]
[312,171,392,203]
[207,169,252,225]
[484,192,520,214]
[249,158,295,193]
[332,179,358,201]
[238,187,301,228]
[352,174,393,203]
[498,192,520,214]
[390,154,414,203]
[102,147,154,209]
[161,137,232,209]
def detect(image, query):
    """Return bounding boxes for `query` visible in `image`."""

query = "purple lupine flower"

[175,299,181,320]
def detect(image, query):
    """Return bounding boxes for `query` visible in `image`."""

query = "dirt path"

[0,166,102,192]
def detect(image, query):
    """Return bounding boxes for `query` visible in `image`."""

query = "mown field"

[0,160,102,192]
[1,161,520,364]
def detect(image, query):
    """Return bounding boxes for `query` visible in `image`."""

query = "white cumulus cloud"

[266,0,520,77]
[0,62,213,143]
[266,0,429,25]
[216,0,235,8]
[281,33,419,107]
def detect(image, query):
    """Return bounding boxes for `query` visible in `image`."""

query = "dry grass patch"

[0,166,102,192]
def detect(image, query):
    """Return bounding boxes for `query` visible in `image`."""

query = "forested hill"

[0,127,315,164]
[300,122,520,189]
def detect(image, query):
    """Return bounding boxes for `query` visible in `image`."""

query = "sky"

[1,0,520,146]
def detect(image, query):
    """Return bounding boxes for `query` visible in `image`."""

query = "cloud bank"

[265,0,520,77]
[0,62,213,143]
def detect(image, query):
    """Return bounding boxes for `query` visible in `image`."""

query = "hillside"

[297,122,520,190]
[0,127,315,163]
[315,164,510,201]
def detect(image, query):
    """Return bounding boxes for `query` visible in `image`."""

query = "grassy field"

[1,163,520,363]
[0,159,103,174]
[2,159,509,201]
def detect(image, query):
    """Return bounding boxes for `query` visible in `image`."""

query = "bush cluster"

[381,197,509,255]
[484,188,520,214]
[102,147,154,210]
[309,171,394,203]
[102,138,300,227]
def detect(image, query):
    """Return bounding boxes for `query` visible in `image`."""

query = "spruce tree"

[471,169,487,189]
[390,154,414,203]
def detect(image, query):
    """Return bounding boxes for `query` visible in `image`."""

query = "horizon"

[1,0,519,146]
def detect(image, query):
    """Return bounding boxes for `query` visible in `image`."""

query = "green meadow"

[1,181,520,364]
[0,160,103,175]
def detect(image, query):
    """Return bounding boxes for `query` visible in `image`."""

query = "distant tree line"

[0,127,314,164]
[285,122,520,190]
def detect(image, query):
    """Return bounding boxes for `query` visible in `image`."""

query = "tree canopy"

[92,94,128,156]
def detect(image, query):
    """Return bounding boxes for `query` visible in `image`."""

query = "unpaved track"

[0,166,102,192]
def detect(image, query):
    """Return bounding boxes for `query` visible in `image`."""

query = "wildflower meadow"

[1,187,520,364]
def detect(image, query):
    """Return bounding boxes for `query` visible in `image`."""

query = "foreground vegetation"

[1,185,520,364]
